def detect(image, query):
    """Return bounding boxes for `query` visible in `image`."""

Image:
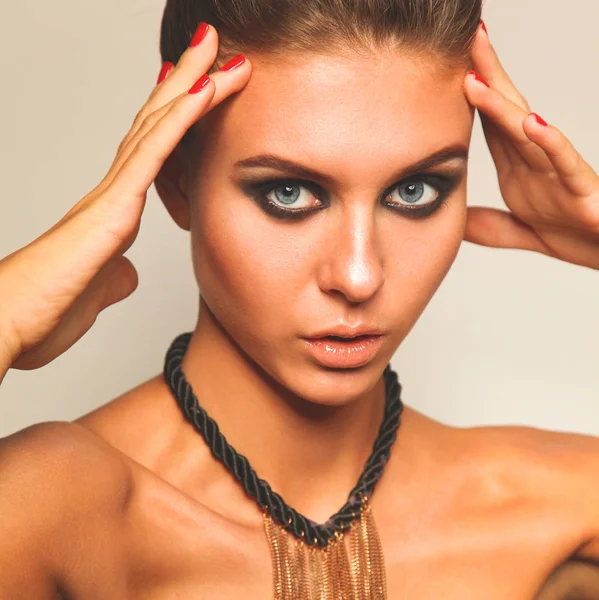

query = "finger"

[108,57,250,183]
[18,75,218,316]
[149,23,220,106]
[522,113,599,197]
[106,96,180,190]
[463,206,556,256]
[11,256,138,371]
[106,75,217,204]
[82,72,216,227]
[118,23,220,155]
[464,72,520,174]
[476,108,515,178]
[471,21,531,112]
[114,61,174,159]
[465,72,552,172]
[156,61,175,86]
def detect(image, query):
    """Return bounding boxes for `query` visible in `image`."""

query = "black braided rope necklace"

[163,331,404,547]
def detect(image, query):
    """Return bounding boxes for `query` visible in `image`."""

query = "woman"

[0,0,598,597]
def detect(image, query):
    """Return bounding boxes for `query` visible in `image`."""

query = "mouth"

[302,334,385,369]
[319,334,375,341]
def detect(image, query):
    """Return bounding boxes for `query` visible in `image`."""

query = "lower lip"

[302,335,384,369]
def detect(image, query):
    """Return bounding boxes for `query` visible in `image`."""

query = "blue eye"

[388,180,439,207]
[380,175,457,218]
[264,183,318,210]
[242,173,458,220]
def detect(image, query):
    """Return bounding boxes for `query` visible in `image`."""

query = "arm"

[0,421,132,597]
[0,25,252,389]
[464,22,599,271]
[575,436,599,564]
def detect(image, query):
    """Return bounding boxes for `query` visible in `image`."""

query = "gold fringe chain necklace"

[164,332,404,599]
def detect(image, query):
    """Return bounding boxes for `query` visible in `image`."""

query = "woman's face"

[185,50,474,405]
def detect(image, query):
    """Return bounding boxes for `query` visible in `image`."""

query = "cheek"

[190,196,304,334]
[190,182,466,348]
[383,192,467,326]
[423,200,465,284]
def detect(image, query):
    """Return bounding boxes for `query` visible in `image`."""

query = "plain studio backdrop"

[0,0,598,438]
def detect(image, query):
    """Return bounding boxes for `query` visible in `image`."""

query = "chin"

[273,353,390,408]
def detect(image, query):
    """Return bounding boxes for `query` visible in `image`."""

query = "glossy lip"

[305,325,385,339]
[302,335,385,369]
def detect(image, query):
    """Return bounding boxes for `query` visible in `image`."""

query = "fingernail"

[219,54,246,72]
[190,22,210,47]
[480,19,488,35]
[532,112,548,127]
[156,61,174,85]
[189,74,211,94]
[468,70,490,88]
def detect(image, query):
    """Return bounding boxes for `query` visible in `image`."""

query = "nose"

[316,208,384,304]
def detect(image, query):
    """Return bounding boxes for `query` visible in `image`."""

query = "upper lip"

[304,325,384,339]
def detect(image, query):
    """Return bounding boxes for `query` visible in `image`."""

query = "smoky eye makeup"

[236,171,463,221]
[381,173,460,219]
[238,178,326,220]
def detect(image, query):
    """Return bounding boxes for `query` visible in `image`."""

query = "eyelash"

[244,174,459,221]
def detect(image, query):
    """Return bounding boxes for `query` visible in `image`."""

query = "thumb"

[11,256,138,371]
[464,206,553,255]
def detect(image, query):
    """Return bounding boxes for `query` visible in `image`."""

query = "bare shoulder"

[468,422,598,467]
[0,421,133,596]
[464,422,599,561]
[0,420,133,510]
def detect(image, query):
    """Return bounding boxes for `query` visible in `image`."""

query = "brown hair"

[159,0,481,151]
[160,0,481,72]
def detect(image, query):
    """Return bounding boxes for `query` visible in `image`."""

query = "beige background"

[1,0,598,438]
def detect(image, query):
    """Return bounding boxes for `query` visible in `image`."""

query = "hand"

[0,24,251,374]
[463,21,599,270]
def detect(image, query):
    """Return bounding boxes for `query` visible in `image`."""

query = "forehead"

[202,51,474,181]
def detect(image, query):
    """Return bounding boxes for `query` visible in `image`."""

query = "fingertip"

[219,53,248,73]
[190,22,211,48]
[523,112,550,141]
[188,73,212,95]
[462,75,479,104]
[530,112,549,127]
[157,62,174,86]
[467,70,490,88]
[472,20,488,50]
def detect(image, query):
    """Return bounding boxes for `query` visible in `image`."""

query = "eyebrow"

[233,144,469,185]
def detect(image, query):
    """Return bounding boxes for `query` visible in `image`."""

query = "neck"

[176,299,387,524]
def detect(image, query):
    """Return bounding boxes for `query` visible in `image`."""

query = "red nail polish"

[468,69,490,88]
[156,62,174,85]
[190,22,209,47]
[219,54,246,72]
[480,19,488,34]
[189,74,211,94]
[532,113,548,127]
